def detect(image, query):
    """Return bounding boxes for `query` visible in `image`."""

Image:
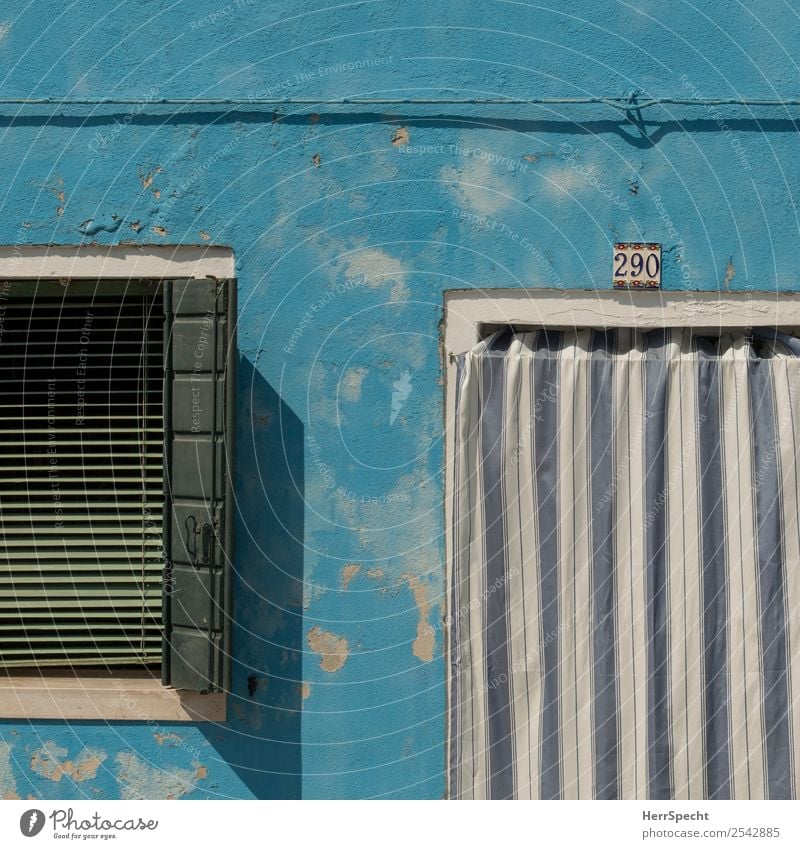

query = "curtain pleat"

[450,328,800,799]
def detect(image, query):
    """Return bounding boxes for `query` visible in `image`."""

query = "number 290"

[614,250,660,279]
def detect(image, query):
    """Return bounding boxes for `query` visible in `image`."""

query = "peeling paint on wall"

[307,625,350,673]
[340,563,360,589]
[344,248,408,301]
[391,127,409,147]
[0,741,20,799]
[115,753,199,800]
[402,574,436,663]
[30,741,106,782]
[138,166,162,190]
[78,215,122,236]
[441,143,516,217]
[724,258,737,289]
[342,369,368,403]
[153,733,183,748]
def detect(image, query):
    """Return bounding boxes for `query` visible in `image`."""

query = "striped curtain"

[449,328,800,800]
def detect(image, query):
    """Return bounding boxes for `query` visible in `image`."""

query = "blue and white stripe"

[449,328,800,799]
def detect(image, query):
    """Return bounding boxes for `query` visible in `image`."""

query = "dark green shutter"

[162,278,236,693]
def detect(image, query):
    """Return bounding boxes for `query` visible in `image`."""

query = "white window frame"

[442,287,800,789]
[0,245,233,721]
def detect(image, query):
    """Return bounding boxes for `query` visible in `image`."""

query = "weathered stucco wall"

[1,0,799,798]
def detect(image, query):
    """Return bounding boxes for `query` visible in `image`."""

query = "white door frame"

[441,287,800,791]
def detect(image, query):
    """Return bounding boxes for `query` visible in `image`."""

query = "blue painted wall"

[0,0,798,798]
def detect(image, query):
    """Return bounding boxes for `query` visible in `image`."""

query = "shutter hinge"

[200,522,214,565]
[184,514,220,566]
[205,276,227,312]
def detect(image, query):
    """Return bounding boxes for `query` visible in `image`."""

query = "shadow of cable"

[0,108,797,150]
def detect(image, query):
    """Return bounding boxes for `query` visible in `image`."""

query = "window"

[0,281,165,669]
[0,249,235,720]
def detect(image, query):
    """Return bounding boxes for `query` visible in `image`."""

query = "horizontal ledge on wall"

[0,672,226,721]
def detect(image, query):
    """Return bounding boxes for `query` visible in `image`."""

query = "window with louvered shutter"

[0,277,235,694]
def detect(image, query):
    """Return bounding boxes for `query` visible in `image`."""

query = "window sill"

[0,670,226,722]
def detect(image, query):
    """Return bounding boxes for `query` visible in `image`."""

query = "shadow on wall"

[198,355,305,799]
[2,109,798,150]
[0,358,303,801]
